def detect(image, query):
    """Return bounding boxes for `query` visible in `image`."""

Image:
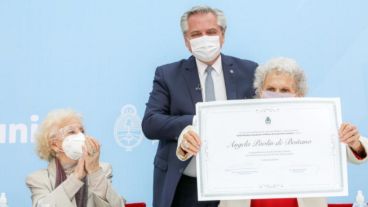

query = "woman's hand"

[74,154,87,180]
[84,136,101,174]
[339,123,364,155]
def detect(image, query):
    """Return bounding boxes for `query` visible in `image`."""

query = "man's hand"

[180,130,201,155]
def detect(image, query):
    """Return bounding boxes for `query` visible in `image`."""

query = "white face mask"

[261,91,296,99]
[189,35,221,63]
[62,132,85,160]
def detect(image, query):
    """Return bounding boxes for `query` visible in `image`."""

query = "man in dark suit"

[142,5,258,207]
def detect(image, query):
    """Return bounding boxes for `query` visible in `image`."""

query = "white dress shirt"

[196,56,227,102]
[177,56,227,177]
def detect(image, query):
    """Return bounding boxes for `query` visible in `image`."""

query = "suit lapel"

[222,54,237,100]
[48,159,84,205]
[182,55,239,104]
[182,56,203,105]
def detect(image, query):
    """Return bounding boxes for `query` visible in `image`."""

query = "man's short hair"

[180,5,227,35]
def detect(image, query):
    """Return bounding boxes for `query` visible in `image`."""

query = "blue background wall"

[0,0,367,206]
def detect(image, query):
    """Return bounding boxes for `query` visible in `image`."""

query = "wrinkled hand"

[339,123,364,154]
[83,136,101,174]
[74,155,86,180]
[180,130,201,155]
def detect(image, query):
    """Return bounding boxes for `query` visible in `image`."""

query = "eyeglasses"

[50,124,85,139]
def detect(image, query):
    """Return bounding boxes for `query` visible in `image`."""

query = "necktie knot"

[205,66,214,74]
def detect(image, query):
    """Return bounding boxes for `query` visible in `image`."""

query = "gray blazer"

[26,159,124,207]
[219,136,368,207]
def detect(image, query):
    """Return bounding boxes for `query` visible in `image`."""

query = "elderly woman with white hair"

[26,109,124,207]
[219,57,368,207]
[253,57,307,98]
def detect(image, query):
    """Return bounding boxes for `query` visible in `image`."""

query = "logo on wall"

[114,104,144,151]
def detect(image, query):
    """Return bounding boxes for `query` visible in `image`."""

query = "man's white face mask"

[62,132,85,160]
[189,35,221,63]
[261,91,296,99]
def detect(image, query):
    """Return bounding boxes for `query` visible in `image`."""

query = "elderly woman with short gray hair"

[219,57,368,207]
[26,109,124,207]
[253,57,307,98]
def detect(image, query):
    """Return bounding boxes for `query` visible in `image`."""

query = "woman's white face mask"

[261,91,296,99]
[61,132,85,160]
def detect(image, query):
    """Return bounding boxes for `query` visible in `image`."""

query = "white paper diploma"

[195,98,348,201]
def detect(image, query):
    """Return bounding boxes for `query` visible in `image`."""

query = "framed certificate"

[195,98,348,201]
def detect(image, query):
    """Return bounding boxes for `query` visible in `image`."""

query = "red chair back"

[328,204,352,207]
[125,203,146,207]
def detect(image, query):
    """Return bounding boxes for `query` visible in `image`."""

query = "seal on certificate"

[265,116,271,125]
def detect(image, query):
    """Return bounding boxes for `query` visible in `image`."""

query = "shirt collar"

[195,55,222,77]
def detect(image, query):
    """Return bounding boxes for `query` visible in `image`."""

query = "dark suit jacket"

[142,54,258,207]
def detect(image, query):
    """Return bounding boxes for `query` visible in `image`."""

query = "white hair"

[253,57,308,97]
[35,109,82,161]
[180,5,227,35]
